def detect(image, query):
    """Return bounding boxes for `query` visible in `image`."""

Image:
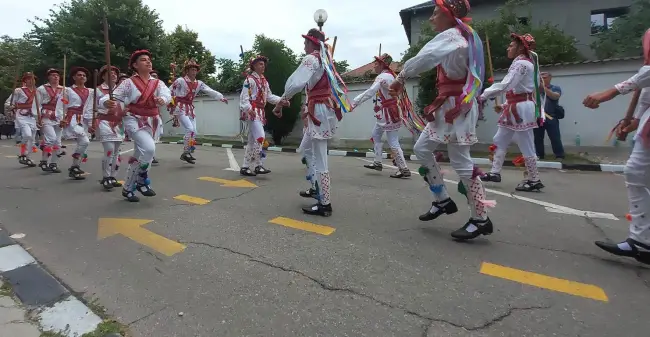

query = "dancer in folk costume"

[56,67,92,180]
[149,69,162,164]
[169,59,228,164]
[239,55,281,176]
[36,68,66,173]
[275,28,352,216]
[479,33,545,192]
[352,53,411,178]
[85,65,124,190]
[389,0,495,240]
[101,50,172,202]
[582,29,650,264]
[4,72,40,167]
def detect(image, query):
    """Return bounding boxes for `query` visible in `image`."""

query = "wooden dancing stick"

[102,15,114,99]
[378,43,381,56]
[31,72,41,127]
[92,69,98,128]
[484,33,498,106]
[331,36,337,56]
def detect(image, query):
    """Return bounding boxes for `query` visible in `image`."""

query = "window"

[518,17,529,25]
[591,7,629,34]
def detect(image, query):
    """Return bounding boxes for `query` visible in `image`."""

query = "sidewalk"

[0,281,40,337]
[0,226,125,337]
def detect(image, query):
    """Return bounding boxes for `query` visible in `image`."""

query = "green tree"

[252,34,300,145]
[0,35,41,104]
[28,0,169,82]
[165,25,217,81]
[591,0,650,59]
[401,0,583,112]
[334,60,349,73]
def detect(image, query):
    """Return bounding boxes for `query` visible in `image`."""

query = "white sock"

[617,242,632,251]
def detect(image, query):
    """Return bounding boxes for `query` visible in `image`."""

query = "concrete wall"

[176,58,641,148]
[408,0,635,59]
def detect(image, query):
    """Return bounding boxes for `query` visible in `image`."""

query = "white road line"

[224,148,240,171]
[356,158,619,221]
[119,148,134,155]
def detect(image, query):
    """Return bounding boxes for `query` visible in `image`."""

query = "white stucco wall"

[169,58,641,147]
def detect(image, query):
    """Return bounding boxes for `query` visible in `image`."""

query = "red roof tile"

[342,61,403,78]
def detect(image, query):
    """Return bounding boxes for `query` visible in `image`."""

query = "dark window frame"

[590,7,629,35]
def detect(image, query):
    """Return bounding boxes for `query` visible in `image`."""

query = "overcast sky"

[1,0,425,72]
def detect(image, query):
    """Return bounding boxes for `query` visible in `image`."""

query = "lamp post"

[314,9,328,31]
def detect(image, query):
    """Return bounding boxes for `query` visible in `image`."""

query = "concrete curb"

[0,227,103,336]
[160,140,625,173]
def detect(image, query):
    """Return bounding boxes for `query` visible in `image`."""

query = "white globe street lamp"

[314,9,328,31]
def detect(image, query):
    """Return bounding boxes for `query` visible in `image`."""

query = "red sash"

[423,66,466,123]
[378,89,400,124]
[65,87,89,124]
[247,75,268,123]
[15,88,36,116]
[175,78,198,118]
[41,86,61,120]
[305,51,342,126]
[128,76,160,134]
[502,91,533,125]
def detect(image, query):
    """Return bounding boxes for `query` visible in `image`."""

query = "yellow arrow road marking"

[480,262,608,302]
[269,217,336,235]
[198,176,258,188]
[97,218,186,256]
[5,155,15,158]
[174,194,211,205]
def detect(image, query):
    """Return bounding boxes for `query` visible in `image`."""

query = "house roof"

[399,0,498,44]
[342,61,403,78]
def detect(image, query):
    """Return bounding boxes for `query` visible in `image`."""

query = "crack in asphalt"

[4,186,39,191]
[210,188,257,202]
[126,306,169,326]
[583,217,609,241]
[182,241,552,332]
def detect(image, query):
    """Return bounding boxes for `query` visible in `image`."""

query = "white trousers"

[123,120,156,192]
[414,131,488,220]
[242,120,265,168]
[370,124,408,170]
[625,140,650,246]
[490,126,540,181]
[40,124,63,164]
[16,119,36,158]
[179,114,197,153]
[101,141,122,178]
[300,130,316,190]
[301,131,331,205]
[63,124,90,167]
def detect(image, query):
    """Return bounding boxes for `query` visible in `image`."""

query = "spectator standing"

[534,72,565,159]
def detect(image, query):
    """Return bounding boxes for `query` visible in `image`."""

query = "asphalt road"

[0,138,648,337]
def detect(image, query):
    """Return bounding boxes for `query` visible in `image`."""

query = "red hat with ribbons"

[129,49,152,69]
[69,66,89,77]
[302,28,325,47]
[99,65,120,78]
[434,0,471,22]
[511,33,536,52]
[183,59,200,71]
[373,53,393,70]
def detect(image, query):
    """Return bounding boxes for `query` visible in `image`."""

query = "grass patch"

[40,320,126,337]
[0,281,12,297]
[81,320,127,337]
